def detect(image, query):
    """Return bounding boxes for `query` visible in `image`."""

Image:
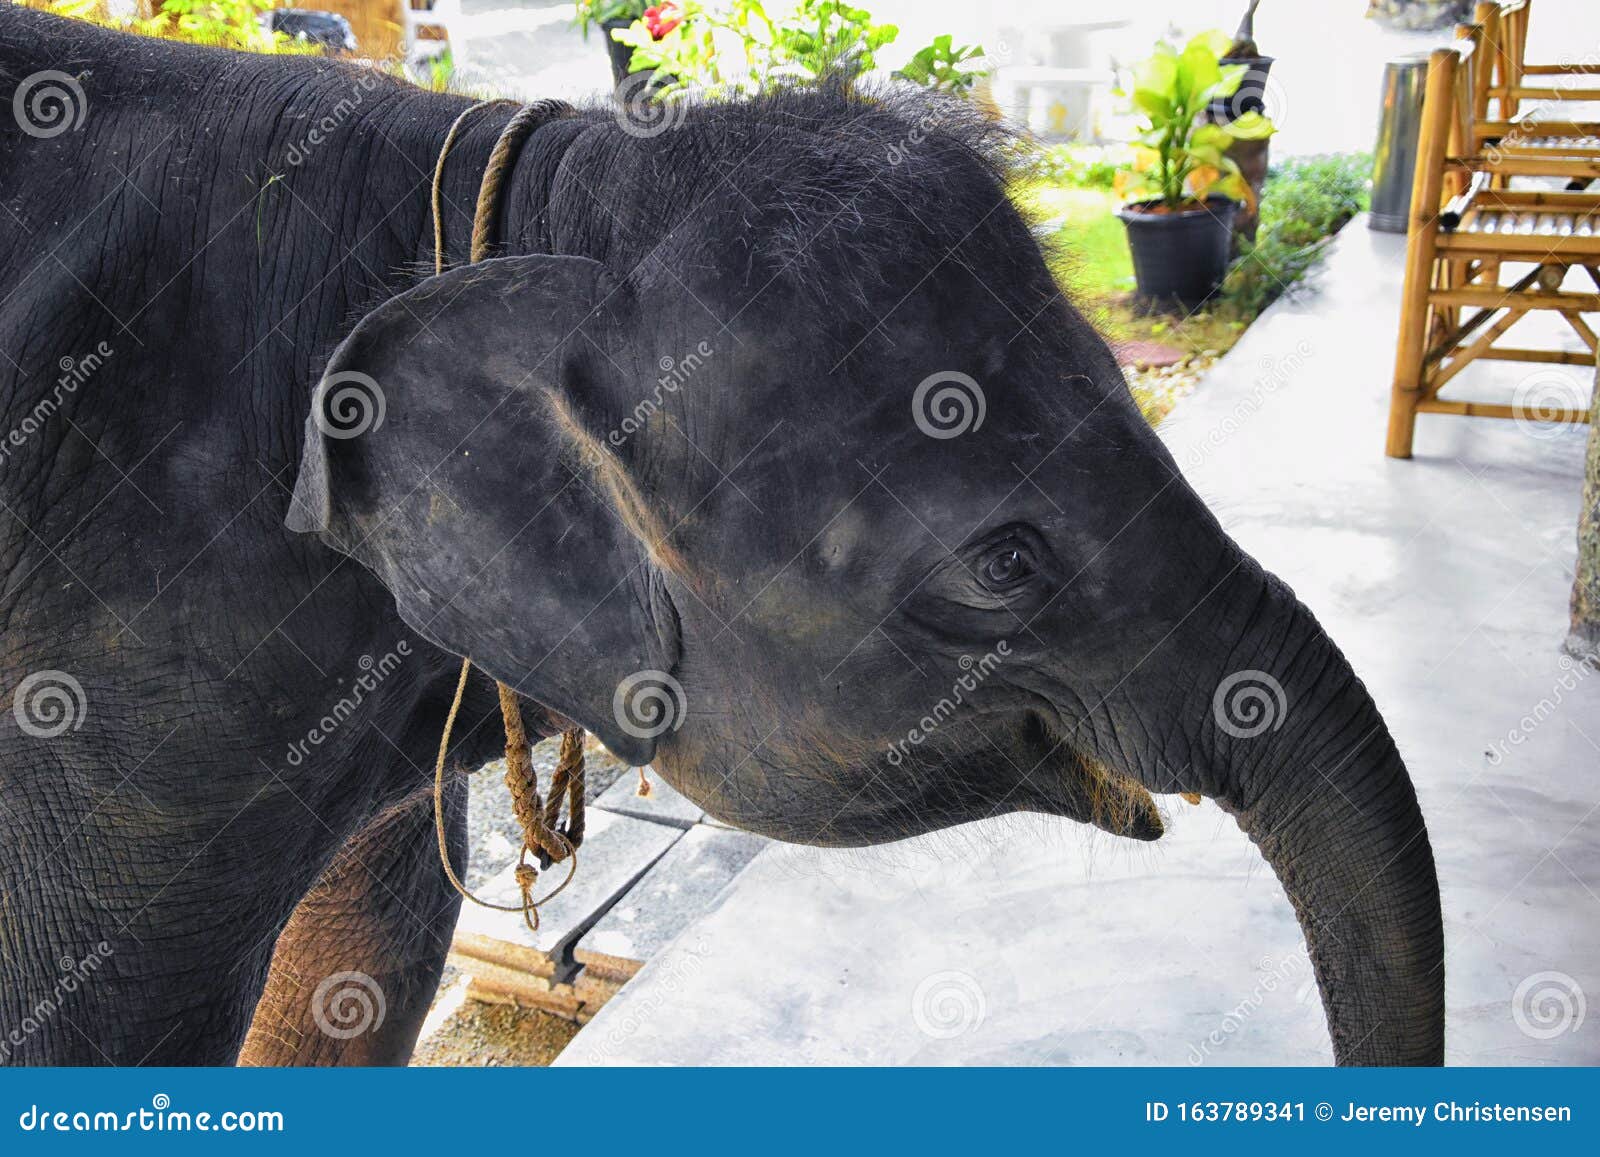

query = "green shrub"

[1025,143,1130,192]
[613,0,983,97]
[1221,151,1371,319]
[31,0,319,53]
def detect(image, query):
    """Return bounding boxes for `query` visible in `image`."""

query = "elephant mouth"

[1005,713,1166,842]
[858,712,1167,843]
[1026,747,1166,841]
[652,710,1166,847]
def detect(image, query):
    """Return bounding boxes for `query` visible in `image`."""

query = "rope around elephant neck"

[429,98,585,934]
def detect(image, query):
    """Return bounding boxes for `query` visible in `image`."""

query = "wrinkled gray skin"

[1,11,1442,1065]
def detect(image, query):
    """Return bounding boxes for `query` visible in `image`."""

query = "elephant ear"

[287,254,675,766]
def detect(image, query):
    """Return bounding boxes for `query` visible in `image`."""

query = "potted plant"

[1114,30,1274,310]
[1210,0,1273,251]
[574,0,654,86]
[1209,0,1272,123]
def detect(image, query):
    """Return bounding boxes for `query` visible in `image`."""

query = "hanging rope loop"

[427,98,585,935]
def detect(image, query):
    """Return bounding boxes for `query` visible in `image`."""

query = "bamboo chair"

[1385,26,1600,458]
[1470,2,1600,176]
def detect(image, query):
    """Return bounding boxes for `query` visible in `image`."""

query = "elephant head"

[288,90,1443,1065]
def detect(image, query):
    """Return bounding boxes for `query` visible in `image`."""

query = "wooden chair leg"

[1387,47,1459,459]
[1387,293,1433,459]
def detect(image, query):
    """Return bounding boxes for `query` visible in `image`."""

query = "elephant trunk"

[1202,575,1444,1065]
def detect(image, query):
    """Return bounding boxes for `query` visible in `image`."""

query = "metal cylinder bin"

[1369,53,1433,233]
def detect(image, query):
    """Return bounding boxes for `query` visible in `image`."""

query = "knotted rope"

[429,98,585,933]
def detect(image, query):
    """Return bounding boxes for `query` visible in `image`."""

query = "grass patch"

[1015,146,1372,423]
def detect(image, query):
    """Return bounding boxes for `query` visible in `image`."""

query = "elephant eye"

[979,543,1035,591]
[910,526,1050,620]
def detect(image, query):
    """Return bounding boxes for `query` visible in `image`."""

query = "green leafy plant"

[150,0,281,51]
[770,0,898,78]
[31,0,312,53]
[610,2,719,90]
[574,0,649,37]
[615,0,981,97]
[893,34,984,94]
[1114,29,1275,211]
[416,47,457,93]
[1221,152,1371,317]
[1025,143,1133,192]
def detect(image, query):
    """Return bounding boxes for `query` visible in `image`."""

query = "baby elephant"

[0,7,1440,1065]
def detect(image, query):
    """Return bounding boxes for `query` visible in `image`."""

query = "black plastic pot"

[1207,55,1274,124]
[601,18,671,100]
[1118,197,1239,311]
[602,18,634,87]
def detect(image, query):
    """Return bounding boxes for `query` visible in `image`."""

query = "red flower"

[643,2,683,39]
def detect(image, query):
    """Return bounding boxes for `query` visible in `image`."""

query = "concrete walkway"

[559,223,1600,1066]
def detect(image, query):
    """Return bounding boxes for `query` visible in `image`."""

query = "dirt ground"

[410,966,582,1067]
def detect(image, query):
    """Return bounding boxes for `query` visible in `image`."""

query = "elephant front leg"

[240,776,467,1066]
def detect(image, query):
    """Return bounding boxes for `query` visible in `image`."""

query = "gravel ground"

[1126,351,1219,426]
[410,967,580,1067]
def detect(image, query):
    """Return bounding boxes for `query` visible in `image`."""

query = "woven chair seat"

[1456,207,1598,236]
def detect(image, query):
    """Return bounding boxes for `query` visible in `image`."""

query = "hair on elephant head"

[288,87,1443,1065]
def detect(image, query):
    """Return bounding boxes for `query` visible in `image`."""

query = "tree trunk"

[1567,360,1600,661]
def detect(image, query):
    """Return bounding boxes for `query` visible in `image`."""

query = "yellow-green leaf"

[1224,110,1278,139]
[1133,48,1178,99]
[1187,29,1234,60]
